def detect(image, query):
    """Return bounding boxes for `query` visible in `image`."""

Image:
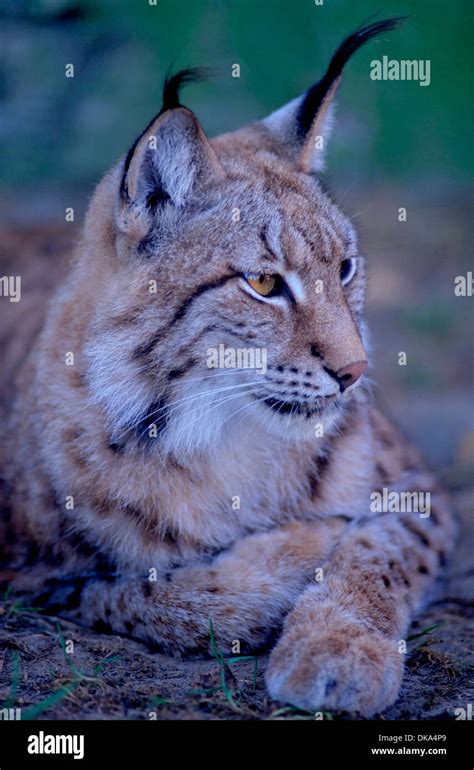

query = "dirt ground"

[0,189,473,720]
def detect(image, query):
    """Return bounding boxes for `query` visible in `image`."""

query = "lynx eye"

[244,273,283,298]
[340,257,357,286]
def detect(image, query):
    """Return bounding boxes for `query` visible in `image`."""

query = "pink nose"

[336,360,367,392]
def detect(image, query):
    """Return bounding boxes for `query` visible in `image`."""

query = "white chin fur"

[156,392,345,458]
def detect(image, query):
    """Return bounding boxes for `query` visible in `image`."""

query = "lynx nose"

[336,360,367,392]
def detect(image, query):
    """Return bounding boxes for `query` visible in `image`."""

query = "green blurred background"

[0,0,472,190]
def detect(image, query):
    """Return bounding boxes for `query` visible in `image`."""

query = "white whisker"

[115,377,267,440]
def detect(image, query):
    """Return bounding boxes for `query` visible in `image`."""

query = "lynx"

[0,20,455,716]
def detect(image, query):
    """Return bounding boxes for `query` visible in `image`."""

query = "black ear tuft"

[120,67,210,203]
[297,17,406,137]
[162,67,210,111]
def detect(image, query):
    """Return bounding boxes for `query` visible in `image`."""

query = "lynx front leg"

[34,519,344,656]
[266,491,455,716]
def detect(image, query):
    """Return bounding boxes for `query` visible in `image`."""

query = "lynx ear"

[117,69,223,234]
[261,18,404,173]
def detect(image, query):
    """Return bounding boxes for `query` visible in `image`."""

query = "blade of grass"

[407,622,445,642]
[2,650,21,709]
[21,682,80,720]
[209,618,242,710]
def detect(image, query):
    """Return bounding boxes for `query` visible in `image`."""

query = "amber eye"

[244,273,283,297]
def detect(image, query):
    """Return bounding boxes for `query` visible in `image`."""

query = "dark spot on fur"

[97,565,118,580]
[388,560,411,588]
[134,398,170,444]
[92,618,113,635]
[24,542,40,566]
[375,462,391,482]
[307,452,330,499]
[143,581,152,596]
[32,575,91,614]
[62,427,84,443]
[418,564,429,574]
[69,450,87,470]
[382,574,391,588]
[108,440,126,455]
[123,504,156,540]
[63,580,89,611]
[44,549,66,568]
[91,497,115,518]
[110,307,143,328]
[132,333,161,362]
[68,370,87,390]
[5,527,17,546]
[124,620,135,634]
[168,358,198,380]
[67,531,100,559]
[324,679,338,696]
[161,527,180,547]
[380,434,395,450]
[400,518,431,548]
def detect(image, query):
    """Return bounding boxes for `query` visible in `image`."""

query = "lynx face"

[85,24,400,457]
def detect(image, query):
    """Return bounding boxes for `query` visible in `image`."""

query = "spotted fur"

[0,20,455,716]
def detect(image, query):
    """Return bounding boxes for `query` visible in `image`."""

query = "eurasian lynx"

[0,20,455,716]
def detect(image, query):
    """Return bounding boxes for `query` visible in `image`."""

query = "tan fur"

[0,30,455,716]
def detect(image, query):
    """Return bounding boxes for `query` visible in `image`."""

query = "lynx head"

[84,19,401,457]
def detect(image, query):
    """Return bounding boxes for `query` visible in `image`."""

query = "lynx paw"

[265,603,403,717]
